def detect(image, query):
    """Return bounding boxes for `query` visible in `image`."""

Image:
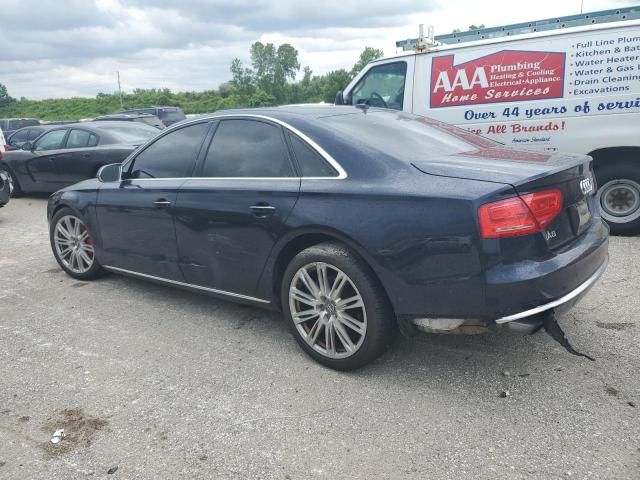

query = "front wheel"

[50,208,104,280]
[595,162,640,236]
[281,242,397,370]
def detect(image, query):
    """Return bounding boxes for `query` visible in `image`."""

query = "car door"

[174,118,300,298]
[95,121,211,280]
[27,129,70,188]
[54,128,100,185]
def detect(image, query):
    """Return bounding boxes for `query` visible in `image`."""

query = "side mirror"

[21,142,32,151]
[97,163,122,183]
[334,90,345,105]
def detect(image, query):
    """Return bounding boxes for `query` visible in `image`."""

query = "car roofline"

[163,113,348,180]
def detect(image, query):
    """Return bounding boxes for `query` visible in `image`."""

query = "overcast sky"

[0,0,635,99]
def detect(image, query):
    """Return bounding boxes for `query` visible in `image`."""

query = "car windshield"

[319,110,498,160]
[96,124,159,144]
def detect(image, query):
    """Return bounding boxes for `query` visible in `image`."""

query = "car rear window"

[10,129,32,142]
[319,111,498,160]
[96,124,159,144]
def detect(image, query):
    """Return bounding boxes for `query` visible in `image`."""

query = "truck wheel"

[595,162,640,236]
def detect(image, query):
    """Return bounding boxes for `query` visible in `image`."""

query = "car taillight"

[478,189,563,239]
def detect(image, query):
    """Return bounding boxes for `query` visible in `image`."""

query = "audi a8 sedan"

[47,106,609,369]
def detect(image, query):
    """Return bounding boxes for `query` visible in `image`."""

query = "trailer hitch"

[535,311,595,361]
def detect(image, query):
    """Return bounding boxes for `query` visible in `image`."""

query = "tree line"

[0,45,383,121]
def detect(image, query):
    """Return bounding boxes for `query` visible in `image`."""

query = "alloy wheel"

[289,262,367,359]
[53,215,95,274]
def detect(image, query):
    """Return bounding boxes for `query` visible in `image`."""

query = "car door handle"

[152,200,172,208]
[250,204,277,217]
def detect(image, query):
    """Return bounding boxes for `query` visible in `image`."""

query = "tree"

[249,41,300,102]
[0,83,13,107]
[452,24,485,33]
[350,47,384,77]
[321,69,352,103]
[0,42,389,119]
[230,58,255,97]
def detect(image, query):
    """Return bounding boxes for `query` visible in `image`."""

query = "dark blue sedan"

[47,106,609,369]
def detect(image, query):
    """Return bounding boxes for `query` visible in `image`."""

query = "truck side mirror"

[335,90,345,105]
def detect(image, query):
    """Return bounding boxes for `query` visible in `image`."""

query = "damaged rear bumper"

[402,256,609,337]
[495,256,608,333]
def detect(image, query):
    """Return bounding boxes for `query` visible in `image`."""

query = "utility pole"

[117,71,123,109]
[580,0,584,14]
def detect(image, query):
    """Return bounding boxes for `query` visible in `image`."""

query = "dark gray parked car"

[0,121,159,195]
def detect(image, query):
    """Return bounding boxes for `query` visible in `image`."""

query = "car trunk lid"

[412,147,596,248]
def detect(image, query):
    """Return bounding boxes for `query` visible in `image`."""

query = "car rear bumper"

[396,218,609,335]
[483,218,609,322]
[495,255,608,324]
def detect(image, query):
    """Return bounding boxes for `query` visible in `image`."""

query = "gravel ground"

[0,197,638,480]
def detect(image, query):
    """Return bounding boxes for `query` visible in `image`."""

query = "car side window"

[67,129,99,149]
[288,134,338,177]
[34,130,68,151]
[201,120,294,178]
[28,128,43,140]
[127,122,210,179]
[350,62,407,110]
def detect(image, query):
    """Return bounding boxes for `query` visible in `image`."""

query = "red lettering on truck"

[430,50,566,108]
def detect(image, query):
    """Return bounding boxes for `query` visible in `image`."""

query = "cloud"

[0,0,634,99]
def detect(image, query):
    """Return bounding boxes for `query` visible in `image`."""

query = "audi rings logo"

[580,178,594,195]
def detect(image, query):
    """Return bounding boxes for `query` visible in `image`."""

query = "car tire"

[50,208,105,280]
[595,161,640,236]
[281,241,397,370]
[0,165,22,197]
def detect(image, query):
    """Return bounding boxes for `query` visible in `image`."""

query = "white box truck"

[337,7,640,234]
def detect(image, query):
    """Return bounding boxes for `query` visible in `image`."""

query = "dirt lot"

[0,198,638,479]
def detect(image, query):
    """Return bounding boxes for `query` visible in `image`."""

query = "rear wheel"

[595,162,640,235]
[50,208,104,280]
[281,242,397,370]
